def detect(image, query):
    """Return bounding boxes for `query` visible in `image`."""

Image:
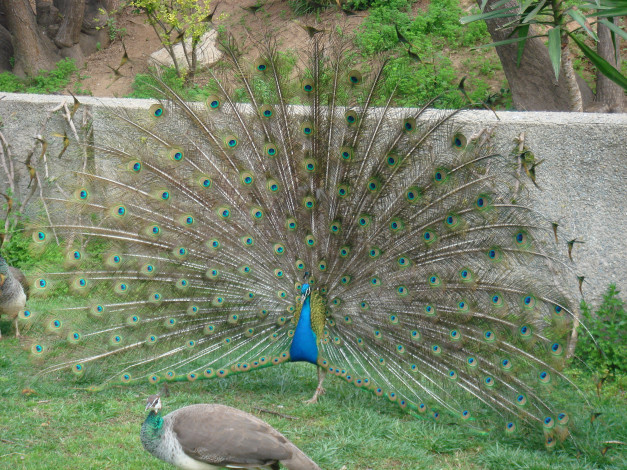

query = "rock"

[58,43,85,69]
[584,102,610,113]
[148,29,222,71]
[79,1,112,56]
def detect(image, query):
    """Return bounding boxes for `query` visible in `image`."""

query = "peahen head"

[145,394,162,414]
[0,255,7,284]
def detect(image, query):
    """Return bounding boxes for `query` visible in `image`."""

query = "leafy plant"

[129,0,214,82]
[0,58,77,94]
[27,58,78,93]
[0,71,25,93]
[0,230,63,270]
[576,284,627,376]
[345,0,378,9]
[353,0,495,108]
[461,0,627,111]
[73,71,92,96]
[95,8,127,41]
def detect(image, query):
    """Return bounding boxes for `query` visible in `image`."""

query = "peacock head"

[300,271,312,299]
[145,394,162,413]
[300,283,311,300]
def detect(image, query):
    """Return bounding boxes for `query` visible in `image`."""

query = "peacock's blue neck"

[140,410,164,452]
[289,295,319,364]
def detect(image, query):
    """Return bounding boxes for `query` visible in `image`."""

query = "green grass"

[352,0,497,108]
[1,324,626,469]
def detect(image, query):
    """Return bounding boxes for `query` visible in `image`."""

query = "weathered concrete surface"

[0,92,625,305]
[452,110,627,306]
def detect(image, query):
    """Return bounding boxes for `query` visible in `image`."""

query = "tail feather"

[24,28,583,441]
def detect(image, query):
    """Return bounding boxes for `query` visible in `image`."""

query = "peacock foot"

[305,386,326,404]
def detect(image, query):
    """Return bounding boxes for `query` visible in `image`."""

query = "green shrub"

[0,230,64,271]
[353,0,494,108]
[26,58,78,93]
[355,0,412,54]
[576,284,627,376]
[0,71,25,92]
[0,58,77,94]
[345,0,377,9]
[128,67,209,101]
[356,0,489,53]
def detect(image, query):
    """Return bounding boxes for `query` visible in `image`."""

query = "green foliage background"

[576,285,627,376]
[0,59,77,94]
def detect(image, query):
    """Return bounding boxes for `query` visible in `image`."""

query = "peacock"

[142,394,321,469]
[0,255,28,338]
[26,27,583,447]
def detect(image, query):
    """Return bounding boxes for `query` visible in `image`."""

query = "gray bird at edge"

[0,255,28,339]
[141,394,322,470]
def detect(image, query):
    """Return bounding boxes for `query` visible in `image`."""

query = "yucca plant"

[461,0,627,111]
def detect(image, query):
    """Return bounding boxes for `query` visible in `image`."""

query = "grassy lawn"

[1,326,626,469]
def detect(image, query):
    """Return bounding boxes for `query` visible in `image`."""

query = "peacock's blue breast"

[289,298,319,364]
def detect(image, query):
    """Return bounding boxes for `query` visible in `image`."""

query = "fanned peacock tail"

[26,28,583,445]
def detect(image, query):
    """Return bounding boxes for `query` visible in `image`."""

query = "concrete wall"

[0,92,625,305]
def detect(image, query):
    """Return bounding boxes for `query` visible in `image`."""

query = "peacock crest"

[24,26,582,446]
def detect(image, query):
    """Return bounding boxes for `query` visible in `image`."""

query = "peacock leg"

[14,318,20,338]
[305,366,326,404]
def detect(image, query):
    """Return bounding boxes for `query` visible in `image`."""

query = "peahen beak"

[145,394,161,412]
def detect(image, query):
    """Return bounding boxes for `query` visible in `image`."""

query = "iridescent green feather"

[24,25,585,446]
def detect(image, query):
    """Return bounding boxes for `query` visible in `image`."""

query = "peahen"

[142,394,321,469]
[0,255,28,338]
[27,28,583,445]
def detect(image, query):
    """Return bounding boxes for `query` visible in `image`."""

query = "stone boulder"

[148,29,222,71]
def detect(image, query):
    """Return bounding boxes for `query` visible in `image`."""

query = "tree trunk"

[53,0,86,66]
[478,0,593,111]
[36,0,59,28]
[561,40,583,112]
[1,0,59,76]
[596,19,626,112]
[0,23,13,72]
[54,0,85,48]
[101,0,120,10]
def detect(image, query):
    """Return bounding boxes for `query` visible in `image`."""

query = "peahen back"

[27,29,582,444]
